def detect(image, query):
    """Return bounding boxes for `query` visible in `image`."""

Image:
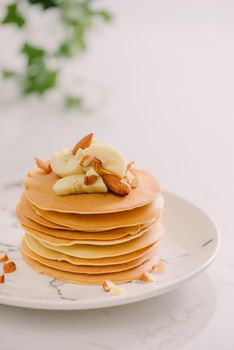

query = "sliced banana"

[85,143,127,177]
[53,174,108,195]
[50,148,83,177]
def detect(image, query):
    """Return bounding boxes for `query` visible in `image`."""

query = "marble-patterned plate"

[0,182,220,310]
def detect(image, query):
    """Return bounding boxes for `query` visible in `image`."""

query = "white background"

[0,0,234,349]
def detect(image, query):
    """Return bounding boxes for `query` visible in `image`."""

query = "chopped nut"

[130,174,140,189]
[72,133,93,155]
[152,262,166,273]
[84,174,98,185]
[102,280,115,292]
[0,273,5,284]
[0,252,8,262]
[93,157,103,173]
[127,160,137,176]
[3,260,16,273]
[138,272,156,282]
[34,157,52,174]
[109,286,125,296]
[80,154,94,168]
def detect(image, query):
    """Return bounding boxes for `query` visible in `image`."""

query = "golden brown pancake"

[23,223,153,246]
[25,232,157,266]
[18,196,70,230]
[19,194,160,231]
[32,222,164,259]
[17,202,154,240]
[24,169,161,214]
[21,238,158,274]
[21,248,160,285]
[31,201,161,231]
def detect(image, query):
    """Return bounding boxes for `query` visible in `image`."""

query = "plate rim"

[0,190,221,310]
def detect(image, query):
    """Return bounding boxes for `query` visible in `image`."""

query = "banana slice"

[50,148,83,177]
[53,174,108,195]
[85,143,127,177]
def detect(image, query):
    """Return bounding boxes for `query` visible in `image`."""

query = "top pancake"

[24,168,160,214]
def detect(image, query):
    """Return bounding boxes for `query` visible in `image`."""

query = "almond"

[0,273,4,284]
[102,174,131,196]
[72,133,93,155]
[34,157,52,174]
[102,280,115,292]
[93,158,104,173]
[138,272,156,282]
[3,260,16,273]
[0,252,8,262]
[92,158,114,176]
[127,160,137,176]
[130,174,140,189]
[109,286,125,296]
[152,262,166,273]
[80,154,94,168]
[84,174,98,185]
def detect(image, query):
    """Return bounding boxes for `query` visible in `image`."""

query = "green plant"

[1,0,112,107]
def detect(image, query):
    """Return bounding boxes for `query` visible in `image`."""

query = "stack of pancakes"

[17,168,165,285]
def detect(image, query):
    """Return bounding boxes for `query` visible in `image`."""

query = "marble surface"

[0,0,234,348]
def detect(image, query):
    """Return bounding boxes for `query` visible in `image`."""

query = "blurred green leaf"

[64,95,83,108]
[1,0,112,103]
[56,41,73,57]
[2,3,26,28]
[21,43,58,94]
[2,70,17,79]
[22,68,58,95]
[21,43,45,66]
[97,10,112,22]
[27,0,59,10]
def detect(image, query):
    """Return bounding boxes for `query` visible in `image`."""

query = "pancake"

[17,202,153,240]
[21,238,158,274]
[18,196,71,230]
[21,248,160,285]
[24,169,161,214]
[34,222,164,259]
[25,233,157,266]
[23,223,153,246]
[31,200,161,231]
[19,194,160,231]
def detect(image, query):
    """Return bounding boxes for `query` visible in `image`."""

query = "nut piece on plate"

[0,252,8,262]
[34,157,52,174]
[3,260,16,273]
[152,262,166,273]
[138,272,156,282]
[109,286,125,296]
[102,280,125,296]
[0,273,5,284]
[102,280,115,292]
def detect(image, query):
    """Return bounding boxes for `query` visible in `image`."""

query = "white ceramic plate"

[0,181,220,310]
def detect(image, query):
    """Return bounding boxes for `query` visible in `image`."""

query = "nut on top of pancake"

[33,133,141,197]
